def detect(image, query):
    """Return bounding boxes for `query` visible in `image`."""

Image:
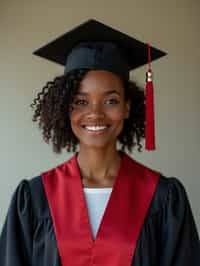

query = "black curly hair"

[30,69,145,154]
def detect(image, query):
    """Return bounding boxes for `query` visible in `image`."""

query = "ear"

[124,99,131,119]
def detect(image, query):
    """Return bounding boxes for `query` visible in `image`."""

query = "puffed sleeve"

[0,180,34,266]
[160,177,200,266]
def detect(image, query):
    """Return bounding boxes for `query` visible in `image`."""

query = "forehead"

[78,70,124,94]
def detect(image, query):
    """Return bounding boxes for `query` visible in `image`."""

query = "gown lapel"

[42,152,160,266]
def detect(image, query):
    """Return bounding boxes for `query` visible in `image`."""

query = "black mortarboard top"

[33,19,167,151]
[33,18,166,81]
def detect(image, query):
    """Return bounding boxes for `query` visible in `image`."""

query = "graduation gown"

[0,151,199,266]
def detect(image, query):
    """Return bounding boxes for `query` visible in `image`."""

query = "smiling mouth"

[81,125,110,134]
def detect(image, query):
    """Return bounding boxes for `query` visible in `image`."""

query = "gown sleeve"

[0,180,34,266]
[160,177,200,266]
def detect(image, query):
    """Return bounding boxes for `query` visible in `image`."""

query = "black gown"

[0,174,199,266]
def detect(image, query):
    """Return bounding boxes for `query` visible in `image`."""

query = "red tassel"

[145,44,156,150]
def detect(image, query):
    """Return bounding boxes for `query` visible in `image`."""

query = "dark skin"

[69,70,131,188]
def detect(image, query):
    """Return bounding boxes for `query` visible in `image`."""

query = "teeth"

[85,126,107,131]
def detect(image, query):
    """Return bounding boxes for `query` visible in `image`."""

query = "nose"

[86,102,105,118]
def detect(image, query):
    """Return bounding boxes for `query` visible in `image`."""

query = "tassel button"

[146,71,153,82]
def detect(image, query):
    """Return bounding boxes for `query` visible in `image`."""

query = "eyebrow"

[76,90,121,96]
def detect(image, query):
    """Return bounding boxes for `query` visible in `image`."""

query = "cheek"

[69,112,80,130]
[108,108,126,122]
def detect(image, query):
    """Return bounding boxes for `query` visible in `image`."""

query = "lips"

[81,125,110,135]
[81,125,110,127]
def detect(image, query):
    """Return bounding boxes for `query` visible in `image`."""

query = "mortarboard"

[33,18,167,151]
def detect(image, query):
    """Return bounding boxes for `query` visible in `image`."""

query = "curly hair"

[30,69,145,154]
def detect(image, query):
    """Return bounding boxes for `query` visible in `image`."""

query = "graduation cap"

[33,18,167,151]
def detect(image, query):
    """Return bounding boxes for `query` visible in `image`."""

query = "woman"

[0,19,199,266]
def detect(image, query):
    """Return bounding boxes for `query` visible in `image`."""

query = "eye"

[104,99,119,105]
[73,99,88,105]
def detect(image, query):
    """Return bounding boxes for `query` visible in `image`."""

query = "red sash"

[42,152,160,266]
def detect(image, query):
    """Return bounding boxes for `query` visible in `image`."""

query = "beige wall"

[0,0,199,234]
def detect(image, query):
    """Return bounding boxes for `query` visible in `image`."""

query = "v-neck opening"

[74,150,126,243]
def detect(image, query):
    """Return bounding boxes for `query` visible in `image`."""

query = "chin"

[79,140,116,149]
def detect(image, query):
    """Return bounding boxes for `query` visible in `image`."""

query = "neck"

[77,145,122,186]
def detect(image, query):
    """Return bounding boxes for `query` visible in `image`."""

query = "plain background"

[0,0,199,234]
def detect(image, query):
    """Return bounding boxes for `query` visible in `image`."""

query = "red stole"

[42,152,160,266]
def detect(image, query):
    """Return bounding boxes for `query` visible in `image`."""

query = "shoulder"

[123,153,189,214]
[14,155,76,218]
[11,176,51,220]
[41,154,76,178]
[123,153,187,209]
[149,174,189,215]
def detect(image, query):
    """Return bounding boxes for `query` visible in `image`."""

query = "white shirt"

[83,187,113,240]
